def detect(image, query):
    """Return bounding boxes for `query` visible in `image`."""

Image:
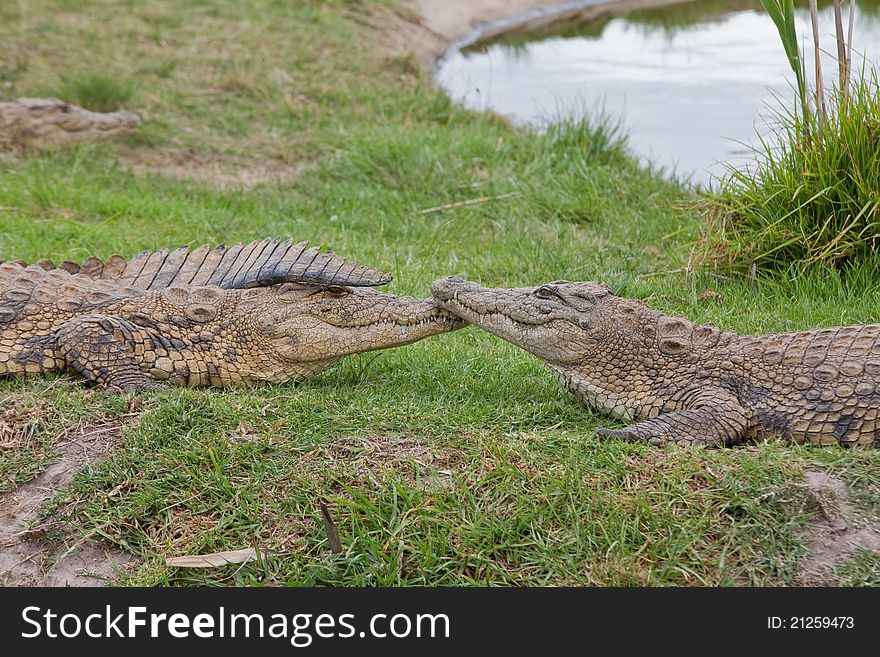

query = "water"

[436,0,880,187]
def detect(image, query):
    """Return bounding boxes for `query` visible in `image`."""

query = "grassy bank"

[1,0,878,586]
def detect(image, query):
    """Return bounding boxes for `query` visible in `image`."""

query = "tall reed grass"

[696,0,880,272]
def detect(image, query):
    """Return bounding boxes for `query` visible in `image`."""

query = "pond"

[436,0,880,187]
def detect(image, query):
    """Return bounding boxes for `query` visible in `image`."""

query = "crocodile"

[0,238,460,390]
[0,97,139,150]
[431,276,880,448]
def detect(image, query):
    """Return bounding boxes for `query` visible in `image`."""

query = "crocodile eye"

[324,285,349,298]
[276,285,301,303]
[534,285,556,300]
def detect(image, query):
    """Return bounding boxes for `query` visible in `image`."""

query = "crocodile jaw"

[430,275,586,363]
[272,293,465,363]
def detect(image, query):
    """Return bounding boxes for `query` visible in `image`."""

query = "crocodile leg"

[55,315,165,391]
[595,391,749,447]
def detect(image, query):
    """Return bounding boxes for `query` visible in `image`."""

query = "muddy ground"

[0,421,132,586]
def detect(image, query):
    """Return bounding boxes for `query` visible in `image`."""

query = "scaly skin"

[0,98,140,150]
[0,256,459,391]
[431,276,880,448]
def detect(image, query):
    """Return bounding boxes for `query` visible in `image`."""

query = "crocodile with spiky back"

[431,276,880,448]
[0,239,460,390]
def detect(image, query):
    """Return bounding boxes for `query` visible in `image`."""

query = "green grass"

[1,0,878,586]
[698,77,880,272]
[833,550,880,586]
[54,72,134,112]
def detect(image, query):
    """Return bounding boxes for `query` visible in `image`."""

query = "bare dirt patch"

[0,421,133,586]
[360,2,446,71]
[123,146,307,190]
[795,469,880,585]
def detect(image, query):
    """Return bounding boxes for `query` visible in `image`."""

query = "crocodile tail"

[47,238,393,290]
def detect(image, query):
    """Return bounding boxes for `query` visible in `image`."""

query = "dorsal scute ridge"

[14,238,393,290]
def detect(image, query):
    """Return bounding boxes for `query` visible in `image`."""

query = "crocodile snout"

[430,275,469,302]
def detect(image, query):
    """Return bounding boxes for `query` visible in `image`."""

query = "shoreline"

[408,0,698,67]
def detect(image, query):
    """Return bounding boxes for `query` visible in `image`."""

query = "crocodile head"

[256,282,464,366]
[430,275,626,364]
